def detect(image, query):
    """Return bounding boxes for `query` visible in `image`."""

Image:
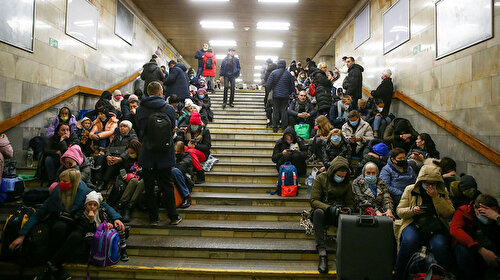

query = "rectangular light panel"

[200,20,234,29]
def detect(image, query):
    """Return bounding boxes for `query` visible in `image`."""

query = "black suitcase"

[337,214,395,280]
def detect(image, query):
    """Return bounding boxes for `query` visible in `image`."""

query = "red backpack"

[308,83,316,97]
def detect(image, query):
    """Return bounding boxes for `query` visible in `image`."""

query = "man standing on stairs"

[219,48,241,108]
[195,43,208,79]
[136,81,182,226]
[267,59,294,133]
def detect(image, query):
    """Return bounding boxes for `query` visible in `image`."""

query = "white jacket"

[341,118,374,153]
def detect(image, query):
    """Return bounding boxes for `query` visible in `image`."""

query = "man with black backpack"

[136,81,182,226]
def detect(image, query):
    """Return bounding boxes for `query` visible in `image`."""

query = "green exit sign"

[413,44,421,55]
[49,37,58,49]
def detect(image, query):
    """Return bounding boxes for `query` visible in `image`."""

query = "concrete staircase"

[0,90,336,279]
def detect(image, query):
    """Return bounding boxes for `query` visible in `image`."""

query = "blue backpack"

[270,162,298,196]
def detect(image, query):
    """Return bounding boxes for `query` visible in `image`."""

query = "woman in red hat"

[181,112,211,183]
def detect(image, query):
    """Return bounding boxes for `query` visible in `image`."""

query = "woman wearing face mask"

[41,123,79,183]
[341,110,374,158]
[117,140,143,222]
[46,107,77,137]
[450,194,500,280]
[9,169,124,280]
[193,88,213,123]
[184,112,211,184]
[320,129,352,172]
[296,71,308,91]
[394,165,455,279]
[352,162,394,218]
[379,148,417,212]
[110,90,123,112]
[310,156,355,274]
[56,144,94,189]
[366,99,392,138]
[309,115,333,163]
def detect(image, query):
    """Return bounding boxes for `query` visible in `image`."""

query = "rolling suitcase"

[337,214,395,280]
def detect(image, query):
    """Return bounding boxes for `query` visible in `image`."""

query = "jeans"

[454,244,480,280]
[394,224,453,278]
[45,156,59,182]
[205,76,215,91]
[272,98,289,130]
[223,76,236,105]
[373,116,392,131]
[119,178,145,206]
[142,166,179,222]
[171,168,190,198]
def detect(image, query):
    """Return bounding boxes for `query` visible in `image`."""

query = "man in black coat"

[136,81,182,226]
[267,60,294,133]
[343,57,364,110]
[194,43,208,78]
[140,59,164,97]
[371,69,394,116]
[288,90,316,128]
[164,60,190,100]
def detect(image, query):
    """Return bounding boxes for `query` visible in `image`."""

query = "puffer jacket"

[140,62,164,96]
[106,129,138,159]
[219,56,241,78]
[310,156,355,211]
[194,48,206,68]
[352,164,393,213]
[311,69,332,112]
[344,64,364,99]
[329,100,354,128]
[165,64,190,100]
[185,126,211,158]
[46,107,78,137]
[396,165,455,246]
[267,60,294,99]
[202,52,216,77]
[0,136,13,181]
[341,118,374,153]
[90,113,119,141]
[379,159,416,196]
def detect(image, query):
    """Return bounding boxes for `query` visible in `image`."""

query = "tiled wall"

[333,0,500,197]
[0,0,179,164]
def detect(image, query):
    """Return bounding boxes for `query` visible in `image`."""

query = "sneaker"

[149,220,160,226]
[229,103,234,107]
[179,198,191,209]
[169,216,183,225]
[120,249,129,262]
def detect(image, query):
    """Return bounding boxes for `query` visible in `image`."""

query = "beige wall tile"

[472,46,499,80]
[0,51,16,79]
[5,78,22,103]
[15,57,40,84]
[471,77,492,107]
[492,75,500,105]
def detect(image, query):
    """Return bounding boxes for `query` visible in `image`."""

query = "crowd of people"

[265,56,499,279]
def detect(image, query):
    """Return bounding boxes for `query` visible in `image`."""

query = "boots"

[317,249,329,274]
[122,205,131,223]
[195,170,205,184]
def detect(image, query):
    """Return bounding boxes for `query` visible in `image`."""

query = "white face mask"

[377,107,383,112]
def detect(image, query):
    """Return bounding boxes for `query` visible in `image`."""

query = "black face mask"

[395,160,408,168]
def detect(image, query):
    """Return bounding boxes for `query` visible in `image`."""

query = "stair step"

[126,235,319,260]
[191,192,309,207]
[193,182,291,193]
[212,115,267,120]
[211,110,266,115]
[211,132,281,141]
[211,162,319,174]
[212,107,266,113]
[128,218,311,239]
[212,104,263,109]
[211,145,272,155]
[212,119,268,124]
[213,153,273,163]
[211,139,275,147]
[210,127,273,134]
[211,100,263,105]
[0,257,336,279]
[206,171,281,184]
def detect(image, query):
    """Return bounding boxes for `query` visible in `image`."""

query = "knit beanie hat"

[120,120,133,131]
[128,94,139,102]
[190,112,202,125]
[184,98,195,108]
[458,174,477,192]
[373,143,390,157]
[81,117,91,124]
[85,191,103,206]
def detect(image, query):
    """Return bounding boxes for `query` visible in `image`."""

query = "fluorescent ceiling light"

[258,0,298,2]
[200,20,234,29]
[254,73,261,77]
[254,66,262,70]
[256,41,283,48]
[253,79,261,83]
[209,40,237,46]
[257,21,290,30]
[255,55,278,61]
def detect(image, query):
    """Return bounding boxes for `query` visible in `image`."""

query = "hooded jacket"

[266,60,294,99]
[185,126,212,158]
[164,63,190,100]
[371,77,394,116]
[141,62,164,96]
[311,69,333,112]
[352,164,393,213]
[271,127,307,164]
[46,107,78,137]
[136,96,176,169]
[310,156,355,211]
[0,136,13,182]
[287,98,316,117]
[383,118,419,152]
[220,55,241,78]
[329,100,354,128]
[379,159,416,196]
[344,64,364,99]
[341,118,374,153]
[202,52,217,77]
[396,165,455,245]
[110,91,123,112]
[56,145,92,188]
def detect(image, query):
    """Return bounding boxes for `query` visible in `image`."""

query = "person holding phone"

[272,127,308,177]
[394,164,455,279]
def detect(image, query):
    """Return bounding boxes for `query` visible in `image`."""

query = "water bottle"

[306,174,314,195]
[26,148,34,167]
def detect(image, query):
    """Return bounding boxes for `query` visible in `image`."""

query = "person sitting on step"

[181,112,211,184]
[46,107,78,138]
[272,127,308,177]
[319,129,352,172]
[287,90,316,131]
[89,108,119,155]
[341,110,374,158]
[116,139,143,223]
[173,141,194,208]
[309,115,333,164]
[310,156,355,274]
[41,123,79,183]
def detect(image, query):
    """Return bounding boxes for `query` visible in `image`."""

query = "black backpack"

[2,160,17,179]
[205,57,213,70]
[145,105,173,152]
[0,206,36,261]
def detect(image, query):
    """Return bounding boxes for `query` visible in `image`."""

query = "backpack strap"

[270,69,286,92]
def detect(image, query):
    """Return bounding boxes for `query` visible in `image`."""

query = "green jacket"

[310,156,354,211]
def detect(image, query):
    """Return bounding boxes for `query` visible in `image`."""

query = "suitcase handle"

[357,215,378,227]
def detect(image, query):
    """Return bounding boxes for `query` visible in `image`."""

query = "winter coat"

[136,96,177,169]
[175,152,193,176]
[195,48,207,68]
[344,64,364,99]
[202,52,217,77]
[329,101,354,128]
[310,156,355,211]
[264,63,278,85]
[140,62,164,96]
[110,91,122,112]
[106,129,138,159]
[321,140,352,169]
[271,127,308,165]
[352,171,393,213]
[407,145,440,161]
[56,145,92,188]
[396,165,455,246]
[19,181,121,235]
[371,77,394,116]
[90,114,119,141]
[193,94,213,123]
[379,159,416,196]
[0,136,13,182]
[383,118,419,152]
[185,126,211,158]
[44,131,79,158]
[267,60,294,99]
[341,118,374,154]
[164,64,190,100]
[450,202,500,252]
[46,107,78,137]
[220,56,241,78]
[288,99,316,117]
